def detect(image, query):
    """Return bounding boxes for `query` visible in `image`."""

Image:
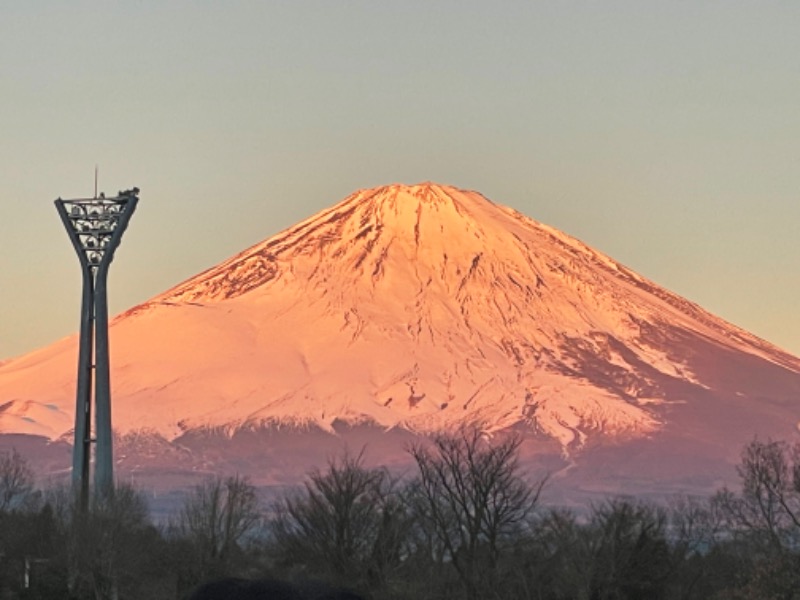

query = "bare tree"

[172,474,261,582]
[666,494,727,600]
[705,438,800,598]
[270,449,411,588]
[713,438,800,553]
[0,448,34,512]
[409,428,546,600]
[55,483,159,600]
[529,499,671,600]
[668,494,725,557]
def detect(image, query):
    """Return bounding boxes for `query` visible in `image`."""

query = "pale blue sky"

[1,2,799,358]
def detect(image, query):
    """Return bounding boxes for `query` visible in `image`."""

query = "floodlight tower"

[55,188,138,506]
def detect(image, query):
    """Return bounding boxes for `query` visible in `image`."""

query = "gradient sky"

[2,2,799,359]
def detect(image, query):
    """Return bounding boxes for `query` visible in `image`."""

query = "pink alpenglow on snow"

[2,183,800,496]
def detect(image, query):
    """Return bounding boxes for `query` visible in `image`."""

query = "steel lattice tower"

[55,188,138,506]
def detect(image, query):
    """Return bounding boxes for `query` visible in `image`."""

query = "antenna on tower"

[94,165,98,199]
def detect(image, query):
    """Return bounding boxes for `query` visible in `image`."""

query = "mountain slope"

[2,183,799,494]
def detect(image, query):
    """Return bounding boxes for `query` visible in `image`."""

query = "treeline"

[1,432,800,599]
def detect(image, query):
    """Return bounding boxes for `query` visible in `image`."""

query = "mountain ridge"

[2,182,799,495]
[123,183,797,371]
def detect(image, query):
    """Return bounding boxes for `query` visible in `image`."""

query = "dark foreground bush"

[187,577,366,600]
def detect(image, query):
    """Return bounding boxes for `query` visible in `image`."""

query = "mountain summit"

[2,183,799,494]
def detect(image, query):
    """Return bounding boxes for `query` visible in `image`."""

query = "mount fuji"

[2,183,799,499]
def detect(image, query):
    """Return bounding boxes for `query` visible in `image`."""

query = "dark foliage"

[187,577,366,600]
[169,474,262,591]
[4,436,800,599]
[271,449,410,589]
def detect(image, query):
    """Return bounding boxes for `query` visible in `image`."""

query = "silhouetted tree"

[706,438,800,598]
[0,447,35,512]
[530,499,671,600]
[171,474,261,587]
[408,428,546,600]
[46,483,170,600]
[187,577,366,600]
[666,494,727,600]
[271,450,411,590]
[713,438,800,553]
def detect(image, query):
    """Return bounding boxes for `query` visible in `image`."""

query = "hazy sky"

[2,2,799,359]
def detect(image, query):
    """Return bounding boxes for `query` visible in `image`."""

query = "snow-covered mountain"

[2,183,800,497]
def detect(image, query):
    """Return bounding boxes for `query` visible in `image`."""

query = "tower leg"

[72,273,94,510]
[94,271,113,497]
